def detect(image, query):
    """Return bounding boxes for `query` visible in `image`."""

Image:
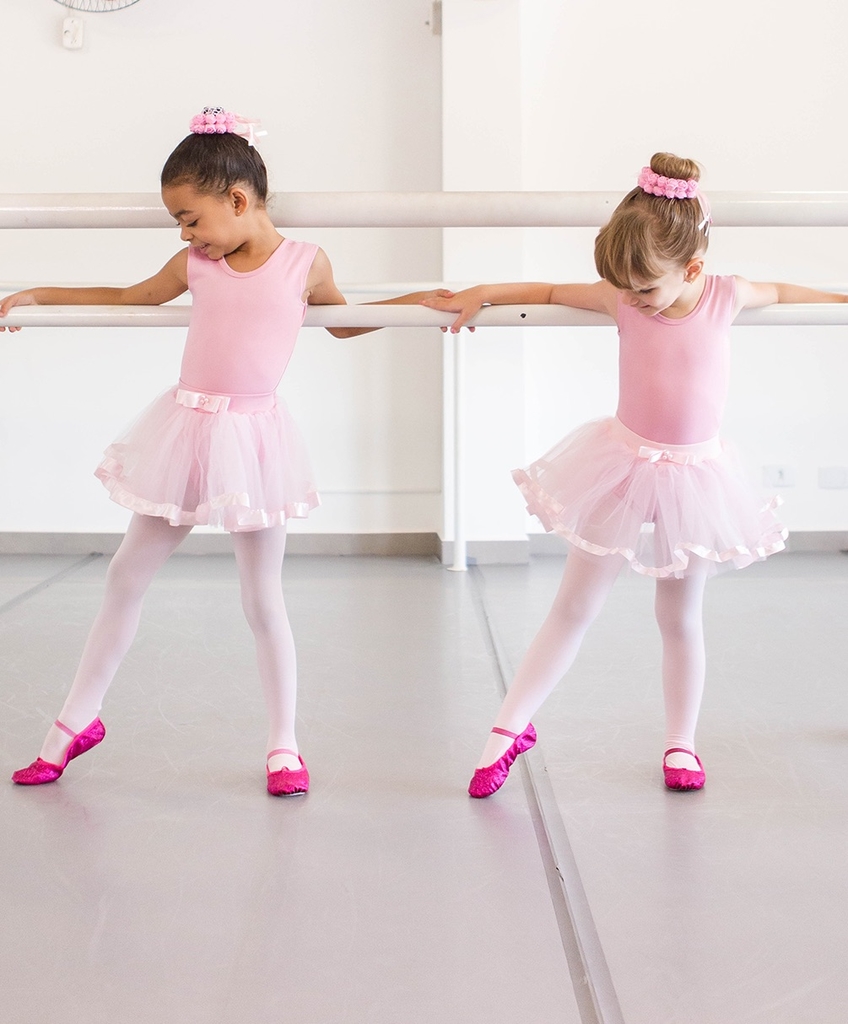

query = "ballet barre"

[4,303,848,328]
[3,191,848,228]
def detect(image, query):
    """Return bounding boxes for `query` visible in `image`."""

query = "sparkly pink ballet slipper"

[12,718,106,786]
[468,724,537,799]
[266,747,309,796]
[662,747,705,791]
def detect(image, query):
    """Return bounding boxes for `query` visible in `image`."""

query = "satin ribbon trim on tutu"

[549,522,788,579]
[175,389,231,413]
[98,476,318,531]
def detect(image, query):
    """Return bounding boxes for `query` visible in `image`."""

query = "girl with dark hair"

[1,107,440,795]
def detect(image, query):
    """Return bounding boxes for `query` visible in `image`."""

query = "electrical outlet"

[63,17,84,50]
[763,465,795,487]
[818,466,848,489]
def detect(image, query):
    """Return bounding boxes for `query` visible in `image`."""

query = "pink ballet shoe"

[266,747,309,796]
[468,724,537,799]
[662,747,705,791]
[11,718,106,786]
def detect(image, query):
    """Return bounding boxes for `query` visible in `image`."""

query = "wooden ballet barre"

[3,192,848,229]
[3,304,848,329]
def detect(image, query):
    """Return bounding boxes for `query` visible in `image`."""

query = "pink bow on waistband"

[637,446,698,466]
[175,389,231,413]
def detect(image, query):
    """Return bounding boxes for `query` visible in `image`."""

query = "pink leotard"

[179,239,319,398]
[615,275,737,445]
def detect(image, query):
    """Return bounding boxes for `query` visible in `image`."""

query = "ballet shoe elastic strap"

[491,727,520,740]
[267,747,298,762]
[54,720,78,739]
[663,747,704,769]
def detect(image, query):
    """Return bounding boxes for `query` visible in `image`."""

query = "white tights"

[477,546,708,772]
[40,513,301,771]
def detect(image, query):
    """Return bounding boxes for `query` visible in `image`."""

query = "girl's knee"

[550,591,605,633]
[240,591,285,635]
[654,600,703,640]
[103,556,155,601]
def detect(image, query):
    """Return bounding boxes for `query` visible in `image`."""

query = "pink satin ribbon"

[175,388,231,413]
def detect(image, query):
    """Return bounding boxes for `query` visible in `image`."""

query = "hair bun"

[649,152,700,183]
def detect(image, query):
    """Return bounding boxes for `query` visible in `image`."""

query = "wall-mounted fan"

[54,0,140,11]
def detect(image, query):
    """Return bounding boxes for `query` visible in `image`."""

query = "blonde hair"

[594,153,707,291]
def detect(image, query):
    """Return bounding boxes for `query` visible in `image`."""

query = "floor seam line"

[0,553,103,617]
[469,564,626,1024]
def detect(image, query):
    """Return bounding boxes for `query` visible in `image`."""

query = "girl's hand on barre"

[0,290,37,332]
[323,288,458,338]
[414,288,456,304]
[373,287,455,305]
[421,285,485,333]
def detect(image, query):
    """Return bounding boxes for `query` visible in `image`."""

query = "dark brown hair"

[160,133,269,205]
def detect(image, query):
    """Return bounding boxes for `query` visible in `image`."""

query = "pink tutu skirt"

[95,385,319,532]
[513,417,787,578]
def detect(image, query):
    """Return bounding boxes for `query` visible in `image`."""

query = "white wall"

[0,0,443,535]
[443,0,848,541]
[2,0,847,545]
[440,0,529,545]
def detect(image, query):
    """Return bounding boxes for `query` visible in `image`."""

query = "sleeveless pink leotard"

[180,240,319,402]
[615,275,736,445]
[96,239,321,530]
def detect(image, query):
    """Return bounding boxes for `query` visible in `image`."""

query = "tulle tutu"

[95,386,319,531]
[513,417,787,578]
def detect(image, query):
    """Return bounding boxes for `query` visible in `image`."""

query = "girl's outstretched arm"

[303,247,454,338]
[734,277,848,314]
[0,251,189,332]
[421,280,617,332]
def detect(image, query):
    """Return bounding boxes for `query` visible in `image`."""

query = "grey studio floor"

[1,548,847,1024]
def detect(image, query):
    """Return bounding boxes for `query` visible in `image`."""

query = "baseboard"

[439,539,530,565]
[1,530,845,560]
[287,533,441,557]
[0,532,441,557]
[782,531,848,552]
